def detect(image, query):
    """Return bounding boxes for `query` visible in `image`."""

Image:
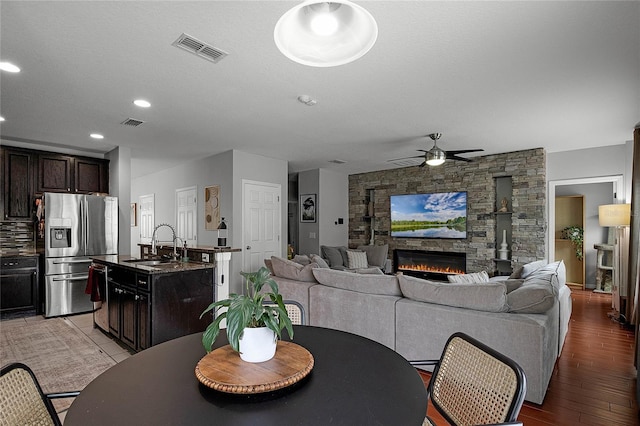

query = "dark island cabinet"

[0,256,39,314]
[2,149,34,219]
[105,265,212,352]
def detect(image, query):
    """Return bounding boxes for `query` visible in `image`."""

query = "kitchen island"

[90,255,215,352]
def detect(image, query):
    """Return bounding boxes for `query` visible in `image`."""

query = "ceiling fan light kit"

[274,0,378,67]
[388,132,484,167]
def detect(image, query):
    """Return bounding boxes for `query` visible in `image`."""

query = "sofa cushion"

[507,283,555,313]
[310,254,330,268]
[346,250,368,269]
[355,267,384,275]
[509,266,524,279]
[321,245,348,268]
[270,256,318,282]
[312,268,402,296]
[398,274,509,313]
[356,244,389,269]
[447,271,490,284]
[293,254,311,265]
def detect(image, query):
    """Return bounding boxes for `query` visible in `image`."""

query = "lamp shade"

[598,203,631,227]
[274,0,378,67]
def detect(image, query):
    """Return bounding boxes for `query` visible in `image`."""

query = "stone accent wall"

[349,149,546,274]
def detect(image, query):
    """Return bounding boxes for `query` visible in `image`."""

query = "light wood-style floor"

[419,290,639,425]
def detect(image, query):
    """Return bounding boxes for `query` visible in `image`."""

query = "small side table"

[594,243,614,293]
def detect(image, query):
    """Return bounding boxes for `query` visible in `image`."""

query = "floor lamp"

[599,203,631,322]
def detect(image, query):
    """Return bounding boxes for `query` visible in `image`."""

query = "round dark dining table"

[65,326,427,425]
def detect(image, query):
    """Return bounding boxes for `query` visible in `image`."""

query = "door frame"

[548,175,623,262]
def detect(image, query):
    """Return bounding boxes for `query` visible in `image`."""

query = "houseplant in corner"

[200,266,294,363]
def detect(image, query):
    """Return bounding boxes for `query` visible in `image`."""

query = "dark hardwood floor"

[418,290,639,425]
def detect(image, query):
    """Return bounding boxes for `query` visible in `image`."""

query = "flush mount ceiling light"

[0,62,20,73]
[274,1,378,67]
[134,99,151,108]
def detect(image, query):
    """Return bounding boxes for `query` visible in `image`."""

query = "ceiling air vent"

[329,159,347,164]
[121,118,145,127]
[172,33,228,64]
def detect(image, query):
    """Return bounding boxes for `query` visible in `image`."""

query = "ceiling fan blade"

[446,149,484,155]
[447,155,474,162]
[387,154,425,162]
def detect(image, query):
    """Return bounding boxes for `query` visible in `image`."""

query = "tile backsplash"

[0,221,35,255]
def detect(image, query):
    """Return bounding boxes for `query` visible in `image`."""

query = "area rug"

[0,318,116,413]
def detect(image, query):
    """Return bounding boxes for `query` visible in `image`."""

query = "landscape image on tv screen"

[390,191,467,239]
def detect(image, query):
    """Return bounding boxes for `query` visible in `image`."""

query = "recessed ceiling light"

[90,133,104,139]
[0,116,5,121]
[134,99,151,108]
[0,62,20,73]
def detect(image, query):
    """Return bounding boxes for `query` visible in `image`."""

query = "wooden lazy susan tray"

[195,341,314,394]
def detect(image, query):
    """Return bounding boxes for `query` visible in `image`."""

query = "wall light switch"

[309,232,316,239]
[201,253,210,263]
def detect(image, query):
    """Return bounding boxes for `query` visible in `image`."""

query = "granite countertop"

[90,255,215,274]
[137,243,241,253]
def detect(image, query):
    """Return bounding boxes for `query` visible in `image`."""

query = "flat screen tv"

[390,191,467,239]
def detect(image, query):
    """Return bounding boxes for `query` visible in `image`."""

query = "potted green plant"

[200,266,294,363]
[562,225,584,261]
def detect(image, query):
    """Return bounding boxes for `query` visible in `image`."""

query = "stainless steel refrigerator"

[44,193,118,317]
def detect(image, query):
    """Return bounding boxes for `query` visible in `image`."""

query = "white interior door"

[243,181,282,273]
[176,186,197,246]
[139,194,155,244]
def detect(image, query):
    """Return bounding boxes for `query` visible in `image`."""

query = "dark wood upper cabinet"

[2,149,34,219]
[75,158,109,194]
[37,154,73,193]
[36,153,109,194]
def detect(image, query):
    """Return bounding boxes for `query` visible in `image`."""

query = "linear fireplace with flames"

[393,249,466,281]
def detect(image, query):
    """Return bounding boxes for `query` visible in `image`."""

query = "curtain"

[628,127,640,325]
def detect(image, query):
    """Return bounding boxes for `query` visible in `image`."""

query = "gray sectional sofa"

[266,257,572,405]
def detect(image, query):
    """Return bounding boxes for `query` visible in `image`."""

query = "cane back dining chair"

[410,332,526,426]
[263,299,305,325]
[0,362,80,426]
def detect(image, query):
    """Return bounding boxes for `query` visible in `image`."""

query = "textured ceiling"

[1,1,638,179]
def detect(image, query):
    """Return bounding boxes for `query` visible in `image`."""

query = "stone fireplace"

[393,249,466,281]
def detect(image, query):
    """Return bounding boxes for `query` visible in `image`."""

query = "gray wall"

[296,168,349,256]
[131,149,287,294]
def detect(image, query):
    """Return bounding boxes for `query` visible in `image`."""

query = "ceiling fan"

[390,133,484,167]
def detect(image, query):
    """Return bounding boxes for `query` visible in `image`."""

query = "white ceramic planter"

[238,327,277,363]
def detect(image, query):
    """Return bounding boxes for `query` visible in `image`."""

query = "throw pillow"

[525,260,564,293]
[504,279,525,293]
[521,260,548,278]
[447,271,490,284]
[264,258,274,275]
[356,244,389,269]
[346,250,368,269]
[270,256,318,282]
[507,283,555,313]
[312,268,402,296]
[398,275,509,313]
[509,266,524,279]
[321,245,346,268]
[293,254,311,265]
[310,254,330,268]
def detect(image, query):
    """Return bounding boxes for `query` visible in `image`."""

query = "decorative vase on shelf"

[498,229,509,260]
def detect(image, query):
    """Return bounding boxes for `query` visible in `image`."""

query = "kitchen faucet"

[151,223,179,259]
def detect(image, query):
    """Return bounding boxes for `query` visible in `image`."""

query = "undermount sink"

[124,258,173,266]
